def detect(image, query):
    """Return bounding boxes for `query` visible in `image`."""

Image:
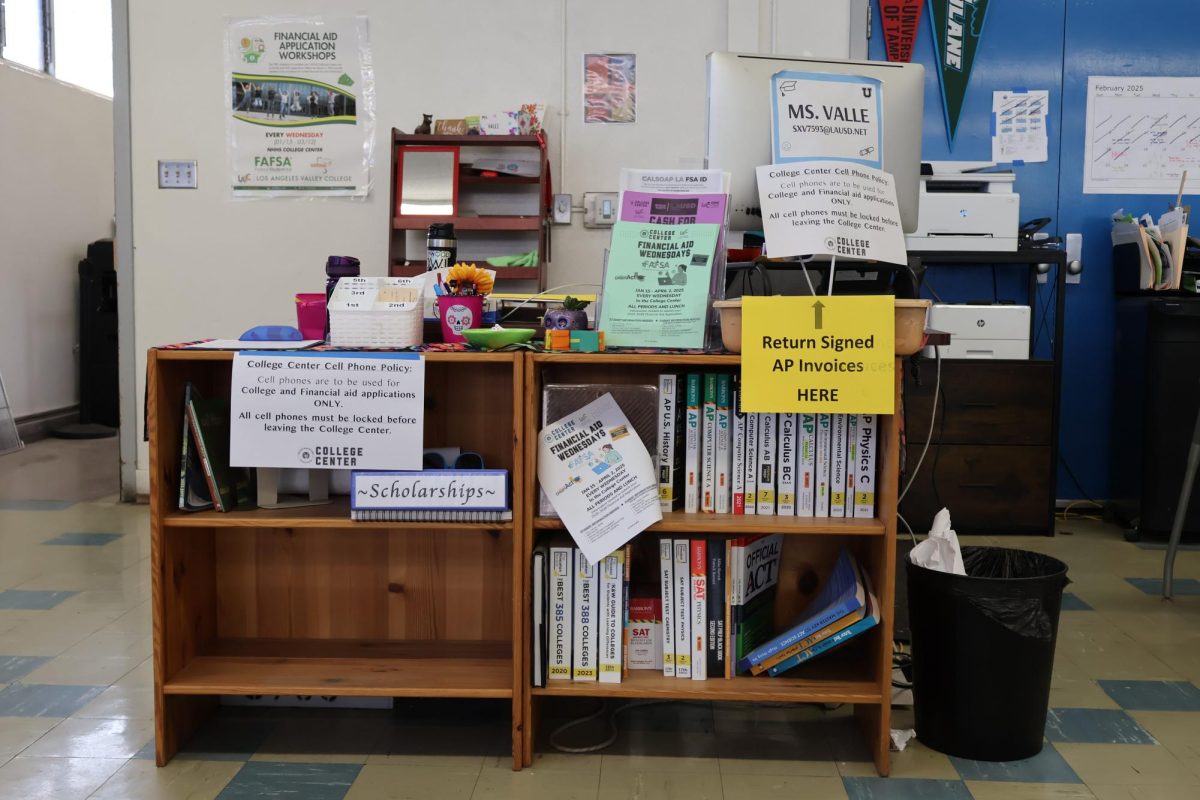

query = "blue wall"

[1056,0,1200,501]
[871,0,1200,500]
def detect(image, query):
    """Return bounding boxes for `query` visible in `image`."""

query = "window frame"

[0,0,57,75]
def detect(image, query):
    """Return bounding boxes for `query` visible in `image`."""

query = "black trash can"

[907,546,1069,761]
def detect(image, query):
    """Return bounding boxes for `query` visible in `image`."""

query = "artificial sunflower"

[446,263,494,296]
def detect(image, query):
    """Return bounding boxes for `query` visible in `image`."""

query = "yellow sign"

[740,295,895,414]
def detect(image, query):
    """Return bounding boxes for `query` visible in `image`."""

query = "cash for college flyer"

[598,222,720,349]
[538,393,662,565]
[755,162,907,265]
[229,352,424,470]
[771,71,883,169]
[226,16,374,196]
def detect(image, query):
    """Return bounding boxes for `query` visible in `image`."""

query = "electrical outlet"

[158,160,197,189]
[583,192,619,228]
[552,193,572,224]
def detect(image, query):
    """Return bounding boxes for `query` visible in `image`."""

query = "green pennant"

[928,0,990,145]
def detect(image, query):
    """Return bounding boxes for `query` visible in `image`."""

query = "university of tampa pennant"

[928,0,990,145]
[880,0,923,63]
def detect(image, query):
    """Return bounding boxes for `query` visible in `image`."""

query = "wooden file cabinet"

[900,360,1056,535]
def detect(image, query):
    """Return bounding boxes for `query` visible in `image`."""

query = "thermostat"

[583,192,619,228]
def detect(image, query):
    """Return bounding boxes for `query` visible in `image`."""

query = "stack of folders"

[1112,207,1191,292]
[532,539,630,687]
[656,374,878,519]
[736,548,879,677]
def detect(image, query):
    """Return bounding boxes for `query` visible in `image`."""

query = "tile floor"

[1,438,1199,799]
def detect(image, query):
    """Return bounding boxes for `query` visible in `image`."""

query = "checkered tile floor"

[1,439,1199,799]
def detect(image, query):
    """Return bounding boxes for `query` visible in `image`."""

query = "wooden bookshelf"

[520,351,902,777]
[150,348,902,775]
[148,349,526,768]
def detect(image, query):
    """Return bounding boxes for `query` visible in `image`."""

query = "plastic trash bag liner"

[950,547,1069,641]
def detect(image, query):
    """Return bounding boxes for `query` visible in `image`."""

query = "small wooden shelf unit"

[150,349,900,775]
[388,131,549,289]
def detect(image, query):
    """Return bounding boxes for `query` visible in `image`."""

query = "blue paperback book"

[767,585,879,676]
[736,548,864,673]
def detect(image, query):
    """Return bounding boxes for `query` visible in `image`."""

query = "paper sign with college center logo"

[740,296,894,414]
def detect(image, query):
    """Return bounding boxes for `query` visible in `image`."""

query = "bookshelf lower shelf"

[532,512,884,536]
[165,654,513,698]
[531,670,882,704]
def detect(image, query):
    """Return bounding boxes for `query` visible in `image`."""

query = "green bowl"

[461,327,537,350]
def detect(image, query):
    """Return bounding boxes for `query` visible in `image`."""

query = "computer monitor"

[705,52,925,233]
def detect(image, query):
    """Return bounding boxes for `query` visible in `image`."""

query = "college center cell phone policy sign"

[739,296,894,415]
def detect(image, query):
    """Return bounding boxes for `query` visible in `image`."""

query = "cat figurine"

[413,114,433,135]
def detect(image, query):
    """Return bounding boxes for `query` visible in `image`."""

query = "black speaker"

[78,239,119,428]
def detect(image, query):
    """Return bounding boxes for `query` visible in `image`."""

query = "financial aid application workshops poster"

[227,16,375,197]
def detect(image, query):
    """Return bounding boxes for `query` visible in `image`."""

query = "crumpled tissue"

[909,508,965,575]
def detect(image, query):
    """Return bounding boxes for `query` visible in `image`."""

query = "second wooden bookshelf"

[520,352,901,776]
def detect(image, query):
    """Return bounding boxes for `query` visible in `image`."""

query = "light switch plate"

[158,160,197,189]
[552,193,572,224]
[583,192,619,228]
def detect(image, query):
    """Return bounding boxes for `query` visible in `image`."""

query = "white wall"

[0,63,114,418]
[127,0,859,490]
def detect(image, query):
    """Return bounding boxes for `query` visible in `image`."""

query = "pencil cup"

[437,294,484,343]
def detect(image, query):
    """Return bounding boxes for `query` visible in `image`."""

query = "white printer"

[905,161,1020,252]
[923,304,1031,359]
